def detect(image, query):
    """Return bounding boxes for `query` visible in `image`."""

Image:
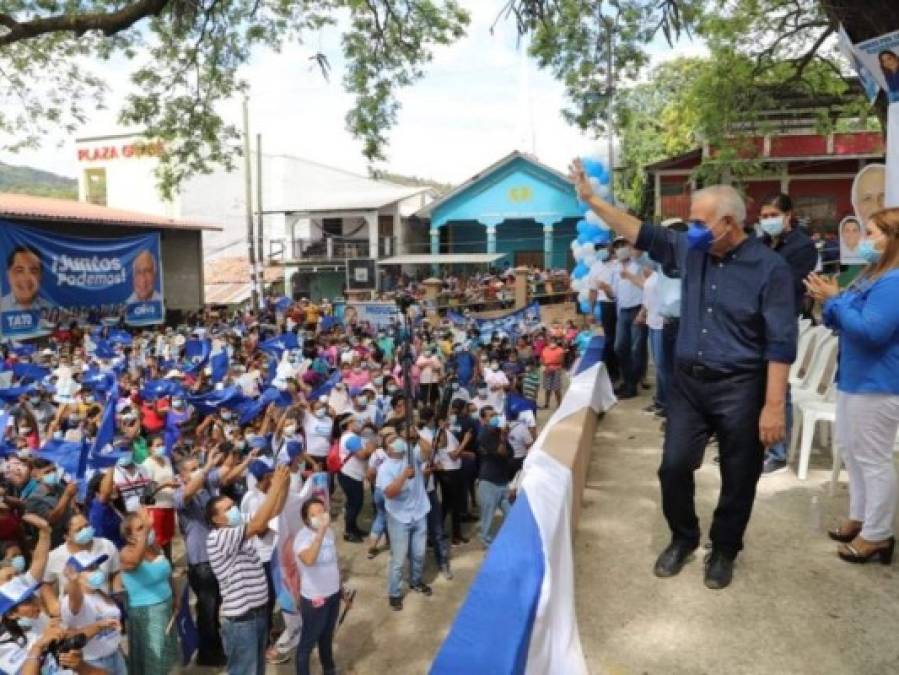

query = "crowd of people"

[0,295,596,674]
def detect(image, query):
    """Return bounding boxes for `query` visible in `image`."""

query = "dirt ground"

[575,391,899,675]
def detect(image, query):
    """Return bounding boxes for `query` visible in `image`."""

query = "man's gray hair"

[692,185,746,225]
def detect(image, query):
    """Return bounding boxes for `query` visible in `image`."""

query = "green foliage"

[0,0,469,199]
[526,0,703,137]
[0,160,78,199]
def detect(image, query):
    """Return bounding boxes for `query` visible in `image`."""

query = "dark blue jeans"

[765,385,793,463]
[614,306,646,393]
[427,489,450,566]
[295,592,340,675]
[649,328,667,410]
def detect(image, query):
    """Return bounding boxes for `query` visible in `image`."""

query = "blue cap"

[248,459,274,481]
[248,435,268,450]
[0,577,40,616]
[285,440,303,460]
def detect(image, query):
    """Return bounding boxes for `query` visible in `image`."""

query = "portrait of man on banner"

[0,245,51,313]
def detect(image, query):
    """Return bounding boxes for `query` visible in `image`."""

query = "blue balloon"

[575,219,589,235]
[593,304,603,320]
[576,233,592,245]
[591,229,612,245]
[579,299,592,313]
[572,262,589,279]
[581,157,609,184]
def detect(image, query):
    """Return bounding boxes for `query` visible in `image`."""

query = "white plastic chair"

[794,390,837,481]
[789,326,829,388]
[788,336,839,469]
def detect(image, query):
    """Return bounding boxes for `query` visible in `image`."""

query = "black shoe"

[410,583,432,596]
[389,596,403,611]
[653,542,697,578]
[617,388,638,400]
[704,550,735,590]
[761,458,787,476]
[343,532,363,543]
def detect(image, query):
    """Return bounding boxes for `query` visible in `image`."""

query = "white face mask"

[309,515,323,530]
[615,248,629,262]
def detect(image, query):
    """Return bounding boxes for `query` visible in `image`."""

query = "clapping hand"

[803,273,839,302]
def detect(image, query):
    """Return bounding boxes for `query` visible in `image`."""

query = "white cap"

[164,369,184,379]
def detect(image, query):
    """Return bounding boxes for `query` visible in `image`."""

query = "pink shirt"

[343,370,371,390]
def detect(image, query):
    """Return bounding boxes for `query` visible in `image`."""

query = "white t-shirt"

[434,429,461,471]
[61,591,122,660]
[113,464,151,513]
[304,412,333,459]
[508,422,534,459]
[240,488,278,563]
[642,271,664,330]
[612,260,644,309]
[484,368,509,411]
[588,260,616,302]
[471,394,491,414]
[45,539,120,595]
[141,457,175,508]
[293,527,340,599]
[339,432,367,481]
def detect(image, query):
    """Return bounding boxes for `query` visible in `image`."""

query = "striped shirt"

[206,524,269,617]
[522,371,540,402]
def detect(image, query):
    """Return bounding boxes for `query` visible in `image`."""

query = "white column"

[365,210,378,259]
[654,172,662,220]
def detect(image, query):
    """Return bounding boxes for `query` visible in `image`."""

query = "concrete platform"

[575,392,899,675]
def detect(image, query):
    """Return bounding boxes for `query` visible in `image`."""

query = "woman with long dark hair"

[805,208,899,564]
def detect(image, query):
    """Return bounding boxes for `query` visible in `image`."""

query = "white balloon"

[582,253,596,267]
[570,278,584,292]
[570,239,580,252]
[581,242,595,256]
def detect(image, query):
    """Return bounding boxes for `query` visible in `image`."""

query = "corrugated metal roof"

[204,256,281,305]
[377,253,504,265]
[204,283,254,305]
[0,193,221,231]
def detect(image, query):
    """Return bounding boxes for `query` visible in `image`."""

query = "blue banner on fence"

[0,221,164,338]
[474,301,541,341]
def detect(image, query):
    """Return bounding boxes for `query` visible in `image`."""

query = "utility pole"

[256,133,264,309]
[604,14,616,204]
[242,97,260,311]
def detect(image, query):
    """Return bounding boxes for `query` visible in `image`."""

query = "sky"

[0,1,707,186]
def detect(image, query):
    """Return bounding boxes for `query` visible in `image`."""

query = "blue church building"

[415,152,583,270]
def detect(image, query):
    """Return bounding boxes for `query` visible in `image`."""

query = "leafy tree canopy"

[0,0,469,198]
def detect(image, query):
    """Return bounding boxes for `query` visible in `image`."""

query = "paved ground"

[575,389,899,675]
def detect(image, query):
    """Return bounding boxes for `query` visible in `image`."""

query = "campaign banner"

[853,30,899,104]
[838,26,881,104]
[344,301,402,329]
[0,221,164,338]
[474,301,541,341]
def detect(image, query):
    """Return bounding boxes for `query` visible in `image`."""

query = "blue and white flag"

[176,584,199,665]
[259,332,299,357]
[210,348,230,384]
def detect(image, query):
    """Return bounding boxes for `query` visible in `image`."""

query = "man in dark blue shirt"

[570,159,796,590]
[758,193,818,474]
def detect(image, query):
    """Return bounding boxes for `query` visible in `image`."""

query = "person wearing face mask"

[0,515,73,675]
[111,443,151,514]
[140,436,177,559]
[352,389,377,426]
[805,207,899,565]
[608,242,647,400]
[337,417,375,543]
[327,381,352,417]
[571,160,796,589]
[22,459,78,548]
[172,449,229,667]
[293,497,341,675]
[475,408,512,547]
[416,347,444,405]
[44,514,120,597]
[483,359,509,413]
[539,336,566,410]
[376,432,433,611]
[205,466,291,675]
[59,554,126,674]
[119,511,178,674]
[304,401,334,473]
[757,193,818,476]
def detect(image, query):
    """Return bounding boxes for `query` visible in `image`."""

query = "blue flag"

[309,370,341,401]
[237,387,282,425]
[39,439,90,480]
[12,363,49,383]
[259,332,298,357]
[91,384,118,461]
[93,340,117,360]
[187,386,248,416]
[176,584,199,665]
[183,339,211,373]
[141,379,185,401]
[274,296,292,313]
[107,329,133,346]
[83,370,117,394]
[506,390,537,420]
[210,349,229,384]
[0,384,35,402]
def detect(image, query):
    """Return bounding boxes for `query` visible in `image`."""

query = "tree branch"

[0,0,171,47]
